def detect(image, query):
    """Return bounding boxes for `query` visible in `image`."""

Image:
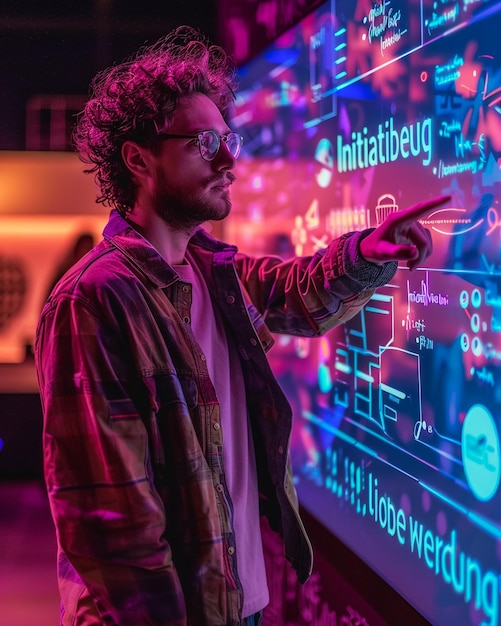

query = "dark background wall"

[1,0,218,151]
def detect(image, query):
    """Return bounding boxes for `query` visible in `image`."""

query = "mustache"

[206,172,237,186]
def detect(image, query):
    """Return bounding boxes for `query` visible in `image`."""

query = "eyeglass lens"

[199,131,242,160]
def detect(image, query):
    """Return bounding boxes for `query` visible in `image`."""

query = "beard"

[152,172,236,232]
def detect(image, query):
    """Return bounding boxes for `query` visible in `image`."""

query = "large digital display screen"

[228,1,501,624]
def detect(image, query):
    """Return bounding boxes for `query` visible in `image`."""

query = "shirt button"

[226,295,235,304]
[216,484,224,492]
[228,546,235,556]
[183,316,190,324]
[182,285,190,293]
[250,338,258,346]
[278,445,285,455]
[213,422,220,430]
[200,354,206,361]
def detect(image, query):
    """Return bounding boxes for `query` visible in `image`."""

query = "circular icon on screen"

[461,404,501,501]
[314,138,334,188]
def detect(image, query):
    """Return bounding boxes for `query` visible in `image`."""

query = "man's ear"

[121,141,150,180]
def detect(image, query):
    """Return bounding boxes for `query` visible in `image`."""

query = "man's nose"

[212,140,237,170]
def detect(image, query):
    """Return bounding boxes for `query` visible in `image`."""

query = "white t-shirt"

[174,256,269,618]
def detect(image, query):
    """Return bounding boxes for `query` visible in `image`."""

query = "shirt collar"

[102,209,237,288]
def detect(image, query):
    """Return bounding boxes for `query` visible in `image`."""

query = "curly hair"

[73,26,237,217]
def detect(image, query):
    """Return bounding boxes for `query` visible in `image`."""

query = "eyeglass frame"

[151,130,244,161]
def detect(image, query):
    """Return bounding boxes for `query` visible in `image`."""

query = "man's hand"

[359,195,451,271]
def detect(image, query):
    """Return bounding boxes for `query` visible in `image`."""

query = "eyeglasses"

[154,130,243,161]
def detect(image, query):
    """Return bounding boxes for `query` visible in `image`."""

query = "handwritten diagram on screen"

[229,1,501,624]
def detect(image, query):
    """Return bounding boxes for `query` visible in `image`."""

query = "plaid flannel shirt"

[35,210,396,625]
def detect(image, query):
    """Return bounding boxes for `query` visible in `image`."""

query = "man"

[35,26,449,626]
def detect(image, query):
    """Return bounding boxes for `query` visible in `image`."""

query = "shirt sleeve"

[234,229,397,336]
[35,294,187,626]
